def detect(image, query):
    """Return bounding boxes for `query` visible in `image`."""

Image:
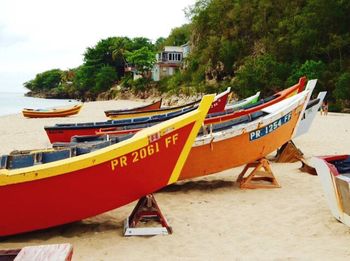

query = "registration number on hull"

[249,112,292,141]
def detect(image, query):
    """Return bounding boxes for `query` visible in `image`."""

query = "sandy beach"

[1,100,350,260]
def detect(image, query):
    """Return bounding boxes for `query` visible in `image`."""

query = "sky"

[0,0,196,93]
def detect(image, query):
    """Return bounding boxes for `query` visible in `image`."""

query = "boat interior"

[331,156,350,175]
[1,110,268,170]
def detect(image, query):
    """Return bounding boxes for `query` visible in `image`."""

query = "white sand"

[1,101,350,260]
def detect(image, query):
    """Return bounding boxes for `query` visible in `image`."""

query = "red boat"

[104,99,162,117]
[0,95,214,237]
[106,87,231,120]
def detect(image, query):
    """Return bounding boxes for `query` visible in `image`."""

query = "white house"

[152,43,190,81]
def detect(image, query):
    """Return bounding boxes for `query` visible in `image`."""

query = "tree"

[24,69,62,91]
[287,60,326,85]
[125,47,156,75]
[154,37,166,51]
[94,66,118,94]
[234,54,289,97]
[334,72,350,101]
[164,24,191,46]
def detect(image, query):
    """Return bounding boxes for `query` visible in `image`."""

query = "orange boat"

[22,104,83,118]
[104,99,162,117]
[179,88,311,180]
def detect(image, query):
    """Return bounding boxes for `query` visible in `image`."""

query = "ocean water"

[0,92,77,116]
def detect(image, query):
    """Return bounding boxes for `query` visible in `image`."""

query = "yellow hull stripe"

[167,95,214,184]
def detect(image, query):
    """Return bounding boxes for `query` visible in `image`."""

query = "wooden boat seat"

[2,154,35,169]
[199,111,267,135]
[41,149,71,163]
[75,141,112,155]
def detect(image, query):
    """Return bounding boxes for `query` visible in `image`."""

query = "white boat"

[312,155,350,227]
[294,79,326,138]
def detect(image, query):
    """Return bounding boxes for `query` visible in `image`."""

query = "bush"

[334,72,350,101]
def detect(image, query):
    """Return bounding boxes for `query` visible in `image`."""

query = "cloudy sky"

[0,0,195,92]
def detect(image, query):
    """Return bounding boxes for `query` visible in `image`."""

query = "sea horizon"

[0,92,78,117]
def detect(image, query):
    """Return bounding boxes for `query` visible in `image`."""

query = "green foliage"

[328,101,343,113]
[130,78,151,93]
[26,36,156,99]
[178,0,350,104]
[334,72,350,101]
[234,54,289,97]
[24,69,63,91]
[125,47,156,73]
[287,60,326,86]
[154,37,166,51]
[164,24,191,46]
[94,66,118,94]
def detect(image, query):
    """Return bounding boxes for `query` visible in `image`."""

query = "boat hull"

[312,155,350,227]
[22,104,82,118]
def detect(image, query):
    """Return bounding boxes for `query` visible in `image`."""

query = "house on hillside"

[152,43,190,81]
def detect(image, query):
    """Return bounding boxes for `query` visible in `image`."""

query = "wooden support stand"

[299,157,317,175]
[124,194,172,236]
[237,158,281,189]
[275,140,303,163]
[275,140,317,175]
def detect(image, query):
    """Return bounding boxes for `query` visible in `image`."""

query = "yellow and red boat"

[22,104,83,118]
[0,95,213,237]
[104,99,162,117]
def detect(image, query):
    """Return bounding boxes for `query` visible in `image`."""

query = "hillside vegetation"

[25,0,350,111]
